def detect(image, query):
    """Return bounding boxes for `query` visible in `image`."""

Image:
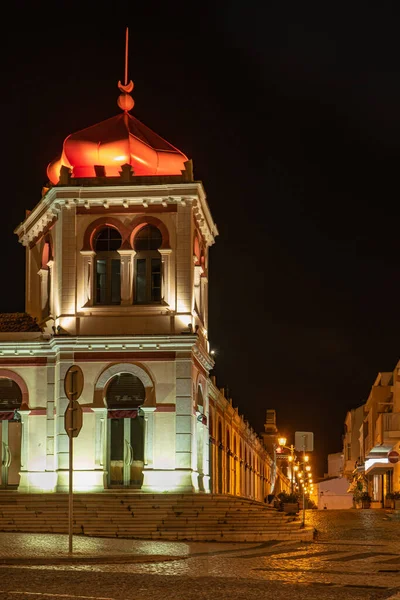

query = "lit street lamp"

[277,437,296,493]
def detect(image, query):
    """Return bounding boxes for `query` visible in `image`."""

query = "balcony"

[375,412,400,447]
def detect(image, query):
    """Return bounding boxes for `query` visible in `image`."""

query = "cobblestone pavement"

[0,509,399,599]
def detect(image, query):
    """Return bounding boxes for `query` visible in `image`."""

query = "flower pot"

[283,502,299,514]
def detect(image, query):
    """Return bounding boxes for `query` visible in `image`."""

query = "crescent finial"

[117,27,134,112]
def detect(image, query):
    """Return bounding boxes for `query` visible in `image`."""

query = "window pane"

[134,225,162,252]
[151,258,161,302]
[94,227,122,251]
[96,259,107,304]
[111,259,121,304]
[131,417,144,461]
[135,259,146,303]
[110,419,124,461]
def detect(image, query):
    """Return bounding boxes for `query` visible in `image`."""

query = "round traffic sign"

[64,365,84,401]
[388,450,399,464]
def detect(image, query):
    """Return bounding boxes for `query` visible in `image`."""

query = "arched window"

[0,378,22,420]
[94,227,122,305]
[134,225,162,304]
[106,373,146,411]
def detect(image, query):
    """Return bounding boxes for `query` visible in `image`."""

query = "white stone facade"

[0,171,283,499]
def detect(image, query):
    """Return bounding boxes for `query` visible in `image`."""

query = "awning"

[365,463,394,476]
[107,410,138,419]
[0,411,17,421]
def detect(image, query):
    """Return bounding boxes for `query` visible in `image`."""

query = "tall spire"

[117,27,134,112]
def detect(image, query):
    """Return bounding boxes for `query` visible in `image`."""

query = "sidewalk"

[0,531,266,565]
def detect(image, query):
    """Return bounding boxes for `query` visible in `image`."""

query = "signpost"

[295,431,314,528]
[388,450,399,464]
[64,365,84,554]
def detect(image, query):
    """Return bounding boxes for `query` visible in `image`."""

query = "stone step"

[0,493,314,543]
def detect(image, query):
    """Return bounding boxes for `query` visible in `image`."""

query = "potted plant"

[360,491,372,509]
[385,493,394,509]
[277,491,299,514]
[393,491,400,510]
[352,480,364,508]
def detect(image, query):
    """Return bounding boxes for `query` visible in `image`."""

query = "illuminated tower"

[9,32,218,493]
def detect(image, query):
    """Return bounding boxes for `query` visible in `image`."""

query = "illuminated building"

[0,44,285,499]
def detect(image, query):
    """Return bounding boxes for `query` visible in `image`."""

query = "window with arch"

[134,225,162,304]
[94,227,122,305]
[40,238,53,317]
[0,378,22,420]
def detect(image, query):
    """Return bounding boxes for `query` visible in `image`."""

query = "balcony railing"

[375,412,400,446]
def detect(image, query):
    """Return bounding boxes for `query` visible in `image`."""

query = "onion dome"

[47,28,188,185]
[47,113,188,184]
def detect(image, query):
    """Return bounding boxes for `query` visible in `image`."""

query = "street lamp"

[295,458,313,528]
[277,437,296,493]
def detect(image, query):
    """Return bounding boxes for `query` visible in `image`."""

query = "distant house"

[313,476,353,510]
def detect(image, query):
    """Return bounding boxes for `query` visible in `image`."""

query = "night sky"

[1,3,399,477]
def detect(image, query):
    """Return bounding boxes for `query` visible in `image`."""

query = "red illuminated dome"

[47,112,188,184]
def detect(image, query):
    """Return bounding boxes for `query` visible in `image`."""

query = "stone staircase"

[0,493,314,542]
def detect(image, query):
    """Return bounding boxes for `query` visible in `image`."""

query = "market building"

[0,57,287,500]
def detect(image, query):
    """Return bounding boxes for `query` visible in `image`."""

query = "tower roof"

[47,112,188,185]
[47,28,188,185]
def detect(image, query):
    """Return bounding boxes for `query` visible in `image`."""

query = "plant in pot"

[352,480,365,508]
[393,491,400,510]
[277,491,299,514]
[360,491,372,509]
[385,493,394,509]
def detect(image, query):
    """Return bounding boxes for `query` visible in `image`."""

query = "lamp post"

[277,437,296,494]
[294,455,312,528]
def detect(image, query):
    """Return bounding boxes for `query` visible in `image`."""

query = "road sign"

[64,365,84,438]
[295,431,314,452]
[64,365,84,401]
[64,399,83,438]
[388,450,399,464]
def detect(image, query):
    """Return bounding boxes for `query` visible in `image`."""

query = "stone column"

[45,360,56,472]
[56,357,73,492]
[141,407,156,468]
[80,250,96,307]
[47,259,54,318]
[93,408,107,470]
[175,355,194,492]
[38,267,49,315]
[19,410,30,472]
[118,249,135,306]
[159,248,173,306]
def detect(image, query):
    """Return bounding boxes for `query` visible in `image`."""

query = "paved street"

[0,509,399,599]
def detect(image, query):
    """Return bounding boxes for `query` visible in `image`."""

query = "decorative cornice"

[0,333,200,358]
[14,182,218,248]
[192,342,214,372]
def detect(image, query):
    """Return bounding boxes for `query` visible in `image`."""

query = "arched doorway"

[0,378,22,489]
[106,372,145,488]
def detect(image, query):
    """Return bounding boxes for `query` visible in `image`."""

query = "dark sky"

[1,2,399,477]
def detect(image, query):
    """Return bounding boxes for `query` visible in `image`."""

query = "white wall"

[317,477,353,509]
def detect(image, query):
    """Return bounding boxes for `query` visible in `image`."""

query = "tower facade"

[0,55,282,502]
[3,71,218,493]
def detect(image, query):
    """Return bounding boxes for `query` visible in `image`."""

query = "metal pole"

[68,396,73,554]
[68,369,76,555]
[290,445,294,494]
[302,437,306,528]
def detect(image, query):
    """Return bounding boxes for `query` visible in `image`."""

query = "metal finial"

[117,27,134,111]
